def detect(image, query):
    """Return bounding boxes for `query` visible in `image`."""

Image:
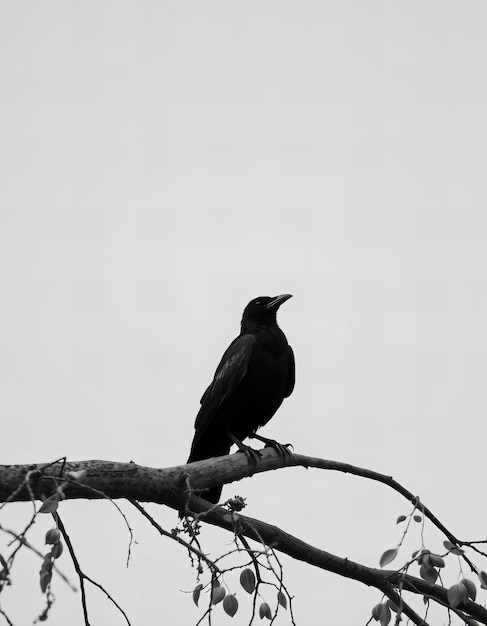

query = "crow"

[187,294,295,503]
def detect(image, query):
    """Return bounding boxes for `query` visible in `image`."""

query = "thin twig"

[55,512,131,626]
[129,500,221,575]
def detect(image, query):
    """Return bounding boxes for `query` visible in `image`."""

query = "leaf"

[211,586,226,605]
[379,548,398,568]
[192,583,203,606]
[413,515,422,523]
[259,602,272,620]
[429,554,445,568]
[277,590,287,609]
[223,594,238,617]
[443,540,464,555]
[39,558,52,593]
[45,528,61,545]
[419,564,438,585]
[67,469,87,482]
[38,495,59,514]
[371,603,391,625]
[51,541,63,559]
[372,603,383,620]
[461,578,477,601]
[240,568,256,594]
[379,603,391,626]
[39,569,51,593]
[479,571,487,590]
[418,551,431,567]
[447,582,467,608]
[396,515,406,524]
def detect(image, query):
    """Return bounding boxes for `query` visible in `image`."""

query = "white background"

[1,2,487,624]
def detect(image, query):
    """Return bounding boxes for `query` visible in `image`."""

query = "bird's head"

[241,294,292,330]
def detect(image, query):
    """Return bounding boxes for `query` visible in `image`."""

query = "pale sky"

[1,2,487,625]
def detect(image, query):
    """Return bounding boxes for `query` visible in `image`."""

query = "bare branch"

[55,512,131,626]
[129,500,221,575]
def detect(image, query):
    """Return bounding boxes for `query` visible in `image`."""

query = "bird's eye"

[255,301,261,305]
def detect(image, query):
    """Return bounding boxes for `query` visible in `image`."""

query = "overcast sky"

[1,2,487,625]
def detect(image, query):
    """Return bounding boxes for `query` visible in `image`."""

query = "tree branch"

[0,452,471,549]
[1,452,486,624]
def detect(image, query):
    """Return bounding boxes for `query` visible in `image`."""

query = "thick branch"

[187,497,487,625]
[0,452,466,548]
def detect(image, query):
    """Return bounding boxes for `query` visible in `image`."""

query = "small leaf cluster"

[193,568,287,621]
[39,528,63,593]
[447,577,476,608]
[240,567,287,620]
[193,578,239,619]
[372,597,403,625]
[38,469,87,593]
[413,549,445,584]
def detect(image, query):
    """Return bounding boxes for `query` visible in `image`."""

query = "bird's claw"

[238,444,262,466]
[250,434,294,457]
[264,440,293,456]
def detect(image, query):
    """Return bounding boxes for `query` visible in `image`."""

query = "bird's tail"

[185,438,231,506]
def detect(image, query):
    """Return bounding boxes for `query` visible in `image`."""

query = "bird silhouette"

[187,294,295,503]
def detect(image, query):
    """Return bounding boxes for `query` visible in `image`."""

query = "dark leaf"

[51,541,63,559]
[277,590,287,609]
[447,582,467,608]
[240,568,256,594]
[380,603,391,626]
[372,603,383,620]
[259,602,272,620]
[223,594,238,617]
[38,496,59,515]
[443,540,464,555]
[39,560,52,593]
[429,554,445,568]
[379,548,398,568]
[461,578,477,601]
[419,564,438,584]
[211,586,226,605]
[45,528,60,545]
[192,583,203,606]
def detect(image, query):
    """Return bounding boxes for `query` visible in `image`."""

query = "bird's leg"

[249,433,293,456]
[226,430,262,465]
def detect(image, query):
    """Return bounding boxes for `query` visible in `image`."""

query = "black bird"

[187,294,295,504]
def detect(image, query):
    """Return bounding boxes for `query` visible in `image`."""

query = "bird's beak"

[265,294,293,311]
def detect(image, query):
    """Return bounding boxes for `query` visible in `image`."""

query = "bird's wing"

[284,345,295,398]
[195,333,256,430]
